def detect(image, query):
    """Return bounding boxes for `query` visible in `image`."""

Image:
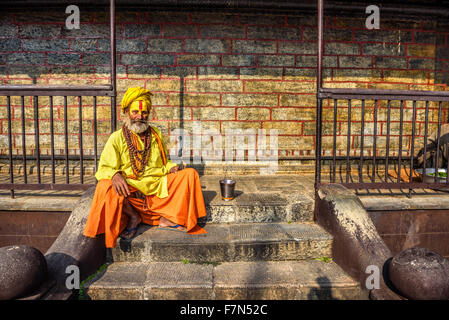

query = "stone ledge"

[84,260,368,300]
[0,196,79,212]
[359,194,449,211]
[110,222,332,263]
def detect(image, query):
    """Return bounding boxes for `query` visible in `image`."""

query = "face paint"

[129,100,148,117]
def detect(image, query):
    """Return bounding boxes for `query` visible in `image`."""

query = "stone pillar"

[314,183,402,300]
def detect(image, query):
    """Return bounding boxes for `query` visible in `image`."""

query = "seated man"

[83,87,207,248]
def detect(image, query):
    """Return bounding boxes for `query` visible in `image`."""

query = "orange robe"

[83,126,207,248]
[83,168,207,248]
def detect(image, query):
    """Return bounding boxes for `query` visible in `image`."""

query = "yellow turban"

[120,87,153,112]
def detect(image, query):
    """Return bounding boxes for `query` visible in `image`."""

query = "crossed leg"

[120,196,187,239]
[119,198,142,239]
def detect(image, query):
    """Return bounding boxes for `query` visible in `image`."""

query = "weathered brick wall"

[0,9,448,163]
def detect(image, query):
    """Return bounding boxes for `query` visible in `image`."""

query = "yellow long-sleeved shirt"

[95,126,178,198]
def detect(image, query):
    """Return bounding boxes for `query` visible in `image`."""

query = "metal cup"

[220,179,236,201]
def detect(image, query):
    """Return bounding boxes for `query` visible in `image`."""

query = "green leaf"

[315,256,332,263]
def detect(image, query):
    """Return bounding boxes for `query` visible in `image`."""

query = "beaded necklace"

[122,124,152,178]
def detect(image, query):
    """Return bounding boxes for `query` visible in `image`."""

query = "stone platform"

[11,172,449,300]
[0,174,317,223]
[2,173,449,214]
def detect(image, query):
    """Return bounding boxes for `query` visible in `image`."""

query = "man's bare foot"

[159,216,186,231]
[120,201,142,239]
[120,214,142,239]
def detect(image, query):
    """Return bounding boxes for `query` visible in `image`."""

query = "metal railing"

[315,0,449,193]
[0,0,116,197]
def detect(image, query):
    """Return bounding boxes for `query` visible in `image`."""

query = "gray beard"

[123,115,150,134]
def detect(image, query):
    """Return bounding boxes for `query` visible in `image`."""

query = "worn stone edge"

[360,195,449,211]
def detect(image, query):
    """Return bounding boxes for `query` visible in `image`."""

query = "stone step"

[202,175,315,223]
[84,260,368,300]
[109,222,333,263]
[204,191,314,223]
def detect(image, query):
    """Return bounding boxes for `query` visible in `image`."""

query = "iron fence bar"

[0,183,93,191]
[314,0,324,190]
[322,155,419,161]
[33,96,41,184]
[409,100,417,197]
[435,101,443,183]
[110,0,117,132]
[0,85,113,97]
[20,96,27,184]
[317,0,323,91]
[359,99,365,182]
[318,88,449,101]
[447,100,449,184]
[332,98,337,183]
[423,101,429,184]
[447,134,449,184]
[111,96,116,133]
[94,96,98,173]
[316,98,323,187]
[7,96,14,198]
[372,99,378,182]
[385,100,391,182]
[346,99,351,183]
[64,96,69,184]
[50,96,56,184]
[397,100,404,183]
[317,182,449,190]
[79,96,84,184]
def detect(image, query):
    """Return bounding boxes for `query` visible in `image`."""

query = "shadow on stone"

[381,257,404,298]
[39,187,106,299]
[118,223,152,253]
[202,190,218,204]
[307,276,337,300]
[233,190,244,199]
[43,252,79,298]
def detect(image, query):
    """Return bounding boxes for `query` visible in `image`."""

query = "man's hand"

[112,172,130,197]
[169,165,179,174]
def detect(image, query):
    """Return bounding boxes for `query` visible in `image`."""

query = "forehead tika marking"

[139,100,143,111]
